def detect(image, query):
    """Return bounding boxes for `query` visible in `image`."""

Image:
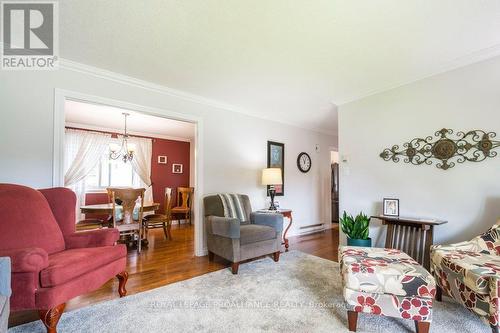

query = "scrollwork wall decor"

[379,128,500,170]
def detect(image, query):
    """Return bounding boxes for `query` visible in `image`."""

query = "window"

[86,149,140,190]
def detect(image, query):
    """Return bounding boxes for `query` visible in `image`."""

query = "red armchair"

[0,184,128,333]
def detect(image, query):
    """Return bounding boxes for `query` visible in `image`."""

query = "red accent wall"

[73,127,191,215]
[151,138,190,212]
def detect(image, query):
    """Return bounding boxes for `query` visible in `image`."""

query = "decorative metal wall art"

[380,128,500,170]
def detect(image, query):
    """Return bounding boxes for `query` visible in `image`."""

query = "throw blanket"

[218,193,247,221]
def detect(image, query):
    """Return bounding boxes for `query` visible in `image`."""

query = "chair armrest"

[64,228,120,249]
[250,212,284,233]
[0,248,48,273]
[0,258,11,297]
[207,216,240,239]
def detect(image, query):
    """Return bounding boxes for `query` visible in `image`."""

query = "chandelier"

[109,113,135,163]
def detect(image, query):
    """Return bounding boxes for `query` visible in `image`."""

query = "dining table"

[80,202,160,215]
[80,202,160,245]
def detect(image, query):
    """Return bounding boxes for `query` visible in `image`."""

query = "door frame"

[53,88,205,256]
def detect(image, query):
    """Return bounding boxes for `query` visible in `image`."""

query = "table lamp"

[261,168,283,210]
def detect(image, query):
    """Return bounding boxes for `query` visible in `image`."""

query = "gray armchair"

[0,257,11,333]
[204,194,283,274]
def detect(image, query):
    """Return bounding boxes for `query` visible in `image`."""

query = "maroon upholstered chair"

[0,184,128,333]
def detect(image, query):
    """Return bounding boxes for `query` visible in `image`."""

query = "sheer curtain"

[64,129,111,219]
[129,136,153,203]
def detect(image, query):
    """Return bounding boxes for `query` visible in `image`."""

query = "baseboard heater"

[298,223,325,235]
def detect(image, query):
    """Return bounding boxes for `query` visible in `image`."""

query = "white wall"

[338,56,500,247]
[0,63,336,244]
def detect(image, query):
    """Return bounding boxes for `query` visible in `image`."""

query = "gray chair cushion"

[240,224,276,245]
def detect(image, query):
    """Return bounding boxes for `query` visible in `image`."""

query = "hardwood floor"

[9,223,339,328]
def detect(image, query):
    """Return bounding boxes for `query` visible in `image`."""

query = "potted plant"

[340,211,372,247]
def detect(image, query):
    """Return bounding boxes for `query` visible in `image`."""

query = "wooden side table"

[277,209,293,252]
[371,215,447,271]
[258,209,293,252]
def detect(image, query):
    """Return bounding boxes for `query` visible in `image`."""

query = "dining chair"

[172,187,194,225]
[143,187,173,240]
[110,188,145,253]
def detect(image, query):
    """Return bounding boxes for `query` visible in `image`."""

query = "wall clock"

[297,152,311,173]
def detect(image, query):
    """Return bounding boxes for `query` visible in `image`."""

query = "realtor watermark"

[148,300,348,311]
[1,1,58,70]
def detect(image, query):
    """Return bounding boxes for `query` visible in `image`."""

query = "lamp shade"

[261,168,283,185]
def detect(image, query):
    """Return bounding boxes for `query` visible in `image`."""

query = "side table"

[258,209,293,252]
[371,215,447,271]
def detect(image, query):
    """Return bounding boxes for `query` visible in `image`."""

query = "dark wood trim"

[39,303,65,333]
[231,262,240,274]
[208,251,215,262]
[415,320,430,333]
[281,210,293,252]
[116,271,128,297]
[273,251,280,262]
[372,215,447,226]
[347,310,358,332]
[435,285,442,302]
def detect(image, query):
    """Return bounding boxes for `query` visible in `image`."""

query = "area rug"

[10,251,490,333]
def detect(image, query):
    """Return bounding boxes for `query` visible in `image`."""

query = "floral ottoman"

[339,246,436,333]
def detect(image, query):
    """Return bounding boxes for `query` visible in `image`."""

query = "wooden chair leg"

[231,262,239,274]
[39,303,65,333]
[415,321,430,333]
[144,220,149,239]
[167,221,173,240]
[116,271,128,297]
[435,285,442,302]
[162,220,169,240]
[347,310,358,332]
[208,251,215,261]
[273,251,280,262]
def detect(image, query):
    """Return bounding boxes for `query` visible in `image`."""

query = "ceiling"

[59,1,500,135]
[65,100,195,141]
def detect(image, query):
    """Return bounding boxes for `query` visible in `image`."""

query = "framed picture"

[383,198,400,217]
[267,141,284,196]
[157,156,167,164]
[172,164,183,174]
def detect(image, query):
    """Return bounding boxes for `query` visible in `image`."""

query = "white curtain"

[64,129,111,219]
[129,136,153,203]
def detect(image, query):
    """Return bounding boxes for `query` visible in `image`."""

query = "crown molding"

[59,58,337,137]
[336,43,500,106]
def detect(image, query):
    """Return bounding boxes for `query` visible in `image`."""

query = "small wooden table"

[279,210,293,252]
[258,209,293,252]
[371,215,447,270]
[80,202,160,215]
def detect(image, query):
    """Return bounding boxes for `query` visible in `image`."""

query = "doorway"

[52,89,204,256]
